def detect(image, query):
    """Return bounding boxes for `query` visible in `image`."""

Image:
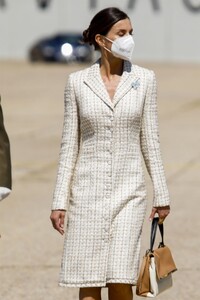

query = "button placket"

[103,114,114,244]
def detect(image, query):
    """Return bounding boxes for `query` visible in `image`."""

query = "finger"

[58,213,65,235]
[157,210,166,224]
[50,211,66,235]
[57,226,65,235]
[54,220,64,235]
[60,212,65,228]
[149,208,157,221]
[53,217,60,231]
[158,211,170,224]
[158,210,170,219]
[50,213,62,234]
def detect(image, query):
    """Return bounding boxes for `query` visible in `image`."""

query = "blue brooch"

[132,78,141,90]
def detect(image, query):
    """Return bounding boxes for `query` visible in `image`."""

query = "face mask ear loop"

[103,36,113,43]
[101,35,113,54]
[103,46,112,53]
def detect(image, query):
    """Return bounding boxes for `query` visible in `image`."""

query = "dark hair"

[82,7,129,50]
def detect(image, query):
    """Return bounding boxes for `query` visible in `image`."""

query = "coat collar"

[83,59,140,111]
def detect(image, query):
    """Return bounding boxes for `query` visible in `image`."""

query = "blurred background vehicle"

[29,33,93,63]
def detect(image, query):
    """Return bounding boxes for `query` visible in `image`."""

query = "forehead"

[110,18,133,31]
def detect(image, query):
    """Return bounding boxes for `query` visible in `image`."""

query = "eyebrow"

[117,28,133,33]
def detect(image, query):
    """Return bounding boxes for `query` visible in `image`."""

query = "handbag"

[136,217,177,297]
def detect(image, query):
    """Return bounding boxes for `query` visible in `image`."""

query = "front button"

[106,185,111,189]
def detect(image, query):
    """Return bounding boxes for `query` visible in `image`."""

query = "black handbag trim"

[150,217,165,252]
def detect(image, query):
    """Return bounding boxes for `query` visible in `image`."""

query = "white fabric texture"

[148,257,173,297]
[52,60,170,287]
[0,187,11,200]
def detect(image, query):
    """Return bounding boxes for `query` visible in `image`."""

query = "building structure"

[0,0,200,62]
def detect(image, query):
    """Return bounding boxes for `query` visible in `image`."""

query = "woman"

[50,7,170,300]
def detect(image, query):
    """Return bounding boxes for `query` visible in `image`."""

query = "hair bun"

[82,8,129,50]
[82,28,91,44]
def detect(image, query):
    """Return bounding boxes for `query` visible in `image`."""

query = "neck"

[100,51,124,80]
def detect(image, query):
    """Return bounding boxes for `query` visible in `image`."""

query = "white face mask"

[103,35,135,62]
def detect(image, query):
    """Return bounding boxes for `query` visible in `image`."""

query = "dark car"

[29,33,93,63]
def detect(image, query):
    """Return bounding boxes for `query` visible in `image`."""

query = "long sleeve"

[140,71,170,207]
[52,74,80,210]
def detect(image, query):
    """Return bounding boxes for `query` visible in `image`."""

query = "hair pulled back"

[82,7,129,50]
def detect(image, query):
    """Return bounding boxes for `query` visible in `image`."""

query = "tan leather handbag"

[136,218,177,297]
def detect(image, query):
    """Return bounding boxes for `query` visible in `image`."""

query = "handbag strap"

[150,217,164,252]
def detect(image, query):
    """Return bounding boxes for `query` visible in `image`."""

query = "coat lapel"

[83,60,114,110]
[83,59,140,110]
[113,60,140,107]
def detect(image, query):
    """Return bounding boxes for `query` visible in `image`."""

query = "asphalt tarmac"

[0,60,199,299]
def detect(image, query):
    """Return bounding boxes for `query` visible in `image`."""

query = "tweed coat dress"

[52,59,170,287]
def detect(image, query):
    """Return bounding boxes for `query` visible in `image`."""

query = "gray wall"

[0,0,200,62]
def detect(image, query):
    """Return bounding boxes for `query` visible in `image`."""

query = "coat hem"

[58,278,137,288]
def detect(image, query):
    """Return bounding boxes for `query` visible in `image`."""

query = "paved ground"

[0,60,200,300]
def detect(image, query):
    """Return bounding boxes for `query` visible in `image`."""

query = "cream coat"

[52,60,170,287]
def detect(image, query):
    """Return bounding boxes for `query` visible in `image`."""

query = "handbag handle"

[150,217,164,252]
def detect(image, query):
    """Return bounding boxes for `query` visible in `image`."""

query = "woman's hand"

[149,205,170,224]
[50,210,66,235]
